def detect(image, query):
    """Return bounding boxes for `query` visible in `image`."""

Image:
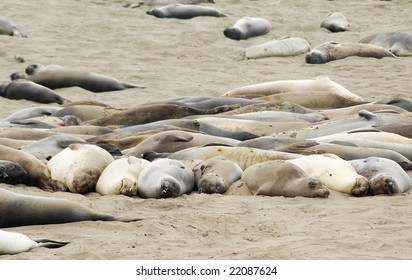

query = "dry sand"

[0,0,412,260]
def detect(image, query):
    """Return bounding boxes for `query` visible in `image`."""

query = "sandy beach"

[0,0,412,261]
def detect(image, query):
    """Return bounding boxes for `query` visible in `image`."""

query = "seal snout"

[223,28,243,40]
[305,50,328,64]
[160,179,179,198]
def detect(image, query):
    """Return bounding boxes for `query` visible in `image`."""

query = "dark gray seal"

[0,160,28,185]
[146,4,226,19]
[0,188,142,228]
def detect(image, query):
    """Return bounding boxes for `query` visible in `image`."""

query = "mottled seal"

[0,80,70,105]
[224,17,271,40]
[150,145,302,170]
[288,154,370,196]
[0,160,28,185]
[193,156,243,194]
[359,31,412,56]
[0,229,68,255]
[96,156,150,196]
[146,4,226,19]
[221,75,364,102]
[239,36,311,60]
[0,188,141,228]
[305,41,396,64]
[47,143,114,193]
[0,16,26,37]
[0,145,66,192]
[242,160,330,198]
[320,12,349,33]
[137,158,195,198]
[11,63,145,93]
[349,157,411,195]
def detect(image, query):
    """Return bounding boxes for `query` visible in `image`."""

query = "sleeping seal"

[224,17,271,40]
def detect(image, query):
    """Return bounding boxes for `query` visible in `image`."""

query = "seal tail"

[35,239,69,249]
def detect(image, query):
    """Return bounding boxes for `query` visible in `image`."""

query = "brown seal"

[241,160,330,198]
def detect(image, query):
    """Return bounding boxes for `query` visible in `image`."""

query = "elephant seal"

[0,145,66,192]
[131,0,214,7]
[150,145,302,170]
[1,106,60,123]
[242,161,329,198]
[0,80,70,105]
[288,154,370,196]
[0,16,26,37]
[137,158,195,198]
[0,229,68,255]
[221,75,364,102]
[0,188,142,228]
[239,36,311,60]
[349,157,411,195]
[146,4,226,19]
[224,17,271,40]
[320,12,349,33]
[96,156,150,196]
[11,63,145,93]
[47,143,114,193]
[125,130,240,157]
[0,160,28,184]
[192,156,243,194]
[375,97,412,112]
[359,32,412,56]
[305,41,396,64]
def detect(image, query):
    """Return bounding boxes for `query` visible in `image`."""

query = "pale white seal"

[320,12,349,33]
[137,158,195,198]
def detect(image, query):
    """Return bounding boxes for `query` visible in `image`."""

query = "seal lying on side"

[320,12,349,33]
[11,63,145,93]
[238,36,311,60]
[48,143,114,193]
[0,80,70,105]
[349,157,411,195]
[224,17,271,40]
[305,41,396,64]
[137,158,195,198]
[146,4,226,19]
[131,0,214,7]
[242,161,329,198]
[359,31,412,56]
[0,188,141,228]
[0,229,68,255]
[0,16,26,37]
[288,154,370,196]
[96,156,150,196]
[193,156,243,194]
[0,160,28,185]
[0,145,66,192]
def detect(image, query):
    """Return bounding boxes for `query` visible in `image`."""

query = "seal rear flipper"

[34,239,69,249]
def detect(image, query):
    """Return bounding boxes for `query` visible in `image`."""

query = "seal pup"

[359,31,412,56]
[224,17,271,40]
[96,156,150,196]
[0,230,68,255]
[221,75,364,102]
[320,12,349,33]
[0,145,66,192]
[349,157,411,195]
[0,160,28,184]
[288,154,370,196]
[47,143,114,193]
[0,188,142,228]
[129,0,214,7]
[238,36,311,60]
[0,16,26,37]
[137,158,195,198]
[242,161,330,198]
[146,4,226,19]
[192,156,243,194]
[0,80,70,105]
[305,41,396,64]
[11,63,145,93]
